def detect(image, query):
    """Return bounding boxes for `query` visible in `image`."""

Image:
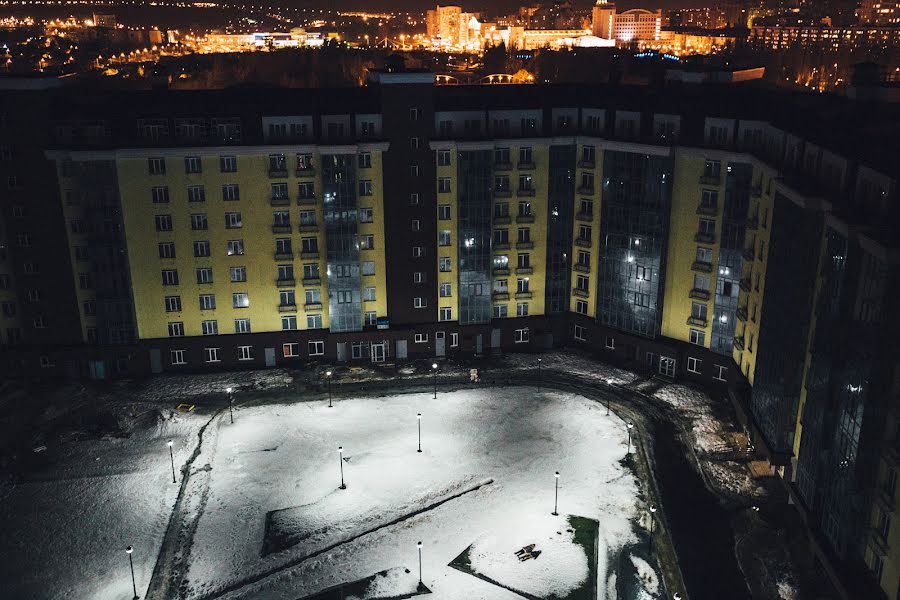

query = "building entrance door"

[435,331,446,357]
[372,342,386,363]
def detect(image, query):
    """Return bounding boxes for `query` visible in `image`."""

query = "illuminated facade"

[0,74,898,600]
[592,1,662,42]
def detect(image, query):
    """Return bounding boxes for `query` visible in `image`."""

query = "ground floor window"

[237,346,253,361]
[714,364,727,381]
[687,356,701,374]
[204,347,220,363]
[450,332,459,347]
[514,328,529,343]
[283,343,299,358]
[171,349,186,365]
[574,325,586,341]
[605,335,615,349]
[351,341,370,359]
[415,333,428,343]
[689,328,705,346]
[659,356,676,377]
[308,340,325,356]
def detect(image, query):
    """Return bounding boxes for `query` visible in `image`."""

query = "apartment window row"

[150,184,242,204]
[154,212,243,231]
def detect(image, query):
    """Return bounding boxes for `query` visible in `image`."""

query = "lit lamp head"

[326,370,332,377]
[650,504,657,514]
[431,363,438,370]
[674,594,682,600]
[538,358,542,363]
[338,446,343,454]
[225,386,233,394]
[167,439,173,448]
[417,413,422,420]
[555,471,560,478]
[627,421,634,430]
[417,541,423,549]
[125,545,133,554]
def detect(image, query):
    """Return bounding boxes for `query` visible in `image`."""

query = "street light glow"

[167,439,173,447]
[125,545,133,554]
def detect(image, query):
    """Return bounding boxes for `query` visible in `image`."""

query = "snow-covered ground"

[183,388,648,599]
[0,406,209,600]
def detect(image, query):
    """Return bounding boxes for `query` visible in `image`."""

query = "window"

[281,316,297,330]
[298,182,315,200]
[518,174,534,191]
[280,290,296,307]
[410,165,419,177]
[220,155,237,173]
[190,213,208,230]
[363,286,376,301]
[414,297,427,309]
[687,357,701,374]
[576,275,589,291]
[151,186,170,204]
[184,156,202,174]
[164,296,182,312]
[438,149,451,166]
[308,340,325,356]
[700,189,718,210]
[514,328,529,343]
[187,185,206,203]
[199,294,216,310]
[273,211,291,227]
[23,262,39,275]
[162,269,179,286]
[306,289,322,305]
[238,345,253,361]
[519,146,533,164]
[516,302,529,316]
[196,268,213,284]
[409,137,421,150]
[225,212,242,229]
[170,349,186,364]
[440,282,452,297]
[438,230,451,246]
[0,301,15,317]
[494,304,508,318]
[149,157,166,175]
[574,325,586,341]
[358,207,374,223]
[494,229,509,245]
[234,318,251,333]
[155,215,173,232]
[232,292,250,308]
[361,261,375,276]
[413,246,425,258]
[357,152,372,169]
[659,356,676,377]
[696,247,713,264]
[699,218,716,237]
[278,264,295,281]
[227,240,244,256]
[413,272,425,284]
[410,193,420,205]
[440,307,452,321]
[358,180,373,196]
[495,176,510,193]
[518,228,531,244]
[691,302,708,322]
[693,274,709,292]
[689,328,706,346]
[713,364,727,381]
[576,300,588,315]
[201,320,218,335]
[308,314,323,329]
[438,177,451,193]
[222,183,240,201]
[703,159,721,178]
[409,107,420,121]
[204,348,220,363]
[411,220,421,232]
[230,266,246,282]
[439,204,451,220]
[158,242,176,259]
[283,342,299,357]
[360,234,375,250]
[451,332,459,347]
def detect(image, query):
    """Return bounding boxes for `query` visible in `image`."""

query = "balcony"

[572,288,589,298]
[696,204,718,216]
[577,159,595,169]
[494,161,512,171]
[302,277,321,286]
[493,242,511,251]
[742,247,755,262]
[297,196,317,206]
[517,188,536,197]
[516,214,535,224]
[493,267,510,276]
[493,189,512,198]
[276,278,295,288]
[272,224,292,234]
[699,174,721,185]
[745,216,759,231]
[269,167,288,178]
[691,261,713,273]
[493,215,512,225]
[687,316,708,327]
[574,238,592,248]
[694,232,716,244]
[574,263,590,273]
[300,251,320,260]
[304,302,323,310]
[516,241,534,250]
[492,291,510,301]
[736,306,748,322]
[733,336,745,351]
[278,303,297,313]
[516,266,533,275]
[517,161,535,170]
[270,196,290,207]
[739,278,751,292]
[296,167,315,177]
[515,291,533,299]
[274,251,294,260]
[577,186,594,195]
[576,211,593,222]
[299,224,318,232]
[689,288,710,301]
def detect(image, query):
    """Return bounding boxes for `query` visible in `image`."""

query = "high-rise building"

[591,1,663,42]
[0,70,897,600]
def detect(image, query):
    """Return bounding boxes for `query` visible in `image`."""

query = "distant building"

[91,14,117,29]
[591,1,662,43]
[426,5,481,50]
[858,0,900,24]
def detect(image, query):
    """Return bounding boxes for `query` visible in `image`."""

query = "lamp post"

[648,504,657,553]
[167,440,176,483]
[417,541,424,590]
[338,446,346,489]
[125,545,138,599]
[606,380,612,415]
[673,594,682,600]
[226,386,233,424]
[537,358,542,393]
[417,413,422,453]
[326,370,333,408]
[626,422,634,455]
[552,471,560,516]
[431,363,438,399]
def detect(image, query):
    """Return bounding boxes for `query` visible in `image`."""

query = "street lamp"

[326,370,333,408]
[417,541,424,591]
[167,440,176,483]
[226,386,233,424]
[431,363,438,399]
[417,413,423,453]
[537,357,542,392]
[338,446,346,489]
[673,594,682,600]
[606,380,613,415]
[648,504,657,552]
[125,545,138,600]
[552,471,560,515]
[626,422,634,455]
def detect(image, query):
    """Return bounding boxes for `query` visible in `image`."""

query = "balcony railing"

[278,303,297,313]
[739,278,751,292]
[272,224,292,234]
[493,161,512,171]
[300,250,320,260]
[572,288,589,298]
[295,166,315,177]
[694,232,716,244]
[736,306,748,322]
[689,288,710,301]
[516,214,535,224]
[577,159,595,169]
[274,251,294,260]
[297,195,317,206]
[733,336,745,351]
[493,189,512,198]
[574,238,592,248]
[576,211,593,222]
[577,185,594,195]
[574,263,590,273]
[742,247,755,262]
[691,261,713,273]
[517,161,535,170]
[493,242,511,251]
[299,223,318,232]
[276,278,295,288]
[699,174,721,185]
[270,196,290,206]
[517,188,536,197]
[687,316,708,327]
[696,204,718,216]
[516,241,535,250]
[745,216,759,231]
[493,215,512,225]
[492,291,510,301]
[516,266,533,275]
[269,167,288,178]
[302,277,321,286]
[304,301,323,310]
[514,291,533,299]
[493,267,510,276]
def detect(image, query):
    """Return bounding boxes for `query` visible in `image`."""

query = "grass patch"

[561,516,599,600]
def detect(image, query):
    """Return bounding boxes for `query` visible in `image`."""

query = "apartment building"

[0,73,898,600]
